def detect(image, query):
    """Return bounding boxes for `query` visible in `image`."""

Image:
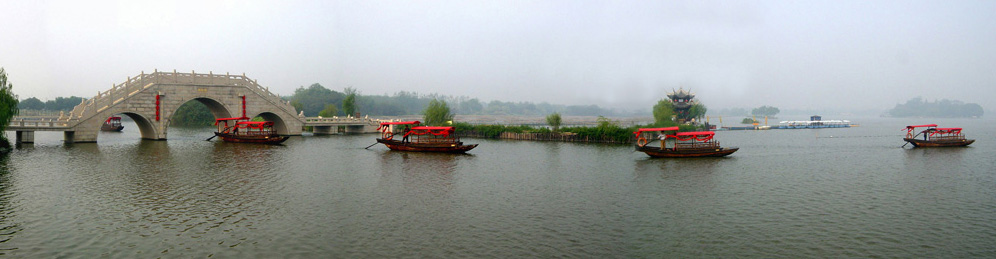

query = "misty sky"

[1,0,994,112]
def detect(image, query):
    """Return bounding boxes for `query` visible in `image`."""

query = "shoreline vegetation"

[451,118,701,144]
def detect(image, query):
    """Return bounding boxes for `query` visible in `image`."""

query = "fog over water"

[1,0,994,112]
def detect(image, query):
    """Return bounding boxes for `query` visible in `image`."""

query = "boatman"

[402,126,411,143]
[658,133,667,149]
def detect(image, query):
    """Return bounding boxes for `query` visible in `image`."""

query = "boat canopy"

[377,121,421,130]
[905,124,937,131]
[215,116,250,125]
[105,116,121,123]
[406,126,454,137]
[931,127,962,135]
[235,121,274,129]
[672,131,715,142]
[633,127,680,137]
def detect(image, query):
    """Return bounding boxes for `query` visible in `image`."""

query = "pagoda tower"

[666,88,696,123]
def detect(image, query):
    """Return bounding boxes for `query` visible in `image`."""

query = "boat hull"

[215,132,288,144]
[903,138,974,147]
[101,125,124,131]
[636,145,739,158]
[377,138,477,153]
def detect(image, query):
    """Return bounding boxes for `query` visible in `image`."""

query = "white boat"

[774,115,852,129]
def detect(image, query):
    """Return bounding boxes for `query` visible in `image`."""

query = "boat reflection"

[633,156,723,181]
[902,145,967,173]
[376,151,472,199]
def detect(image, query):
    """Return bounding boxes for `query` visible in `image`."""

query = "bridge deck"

[8,120,72,131]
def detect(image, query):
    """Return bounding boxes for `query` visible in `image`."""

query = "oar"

[365,133,399,149]
[901,132,920,148]
[206,134,217,141]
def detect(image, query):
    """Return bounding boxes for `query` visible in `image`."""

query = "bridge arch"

[119,112,158,140]
[159,97,236,140]
[253,111,291,135]
[169,97,236,123]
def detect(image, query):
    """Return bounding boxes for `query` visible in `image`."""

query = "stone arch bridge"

[9,70,385,143]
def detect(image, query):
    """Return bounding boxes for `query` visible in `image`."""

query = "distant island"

[888,97,983,118]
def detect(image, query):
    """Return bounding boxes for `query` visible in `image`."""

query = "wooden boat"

[213,117,288,144]
[903,124,974,147]
[633,127,738,158]
[101,116,124,131]
[375,121,478,153]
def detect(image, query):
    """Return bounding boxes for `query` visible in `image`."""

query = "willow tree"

[342,87,357,117]
[688,103,708,122]
[0,68,20,148]
[422,99,453,126]
[652,100,675,126]
[546,112,562,132]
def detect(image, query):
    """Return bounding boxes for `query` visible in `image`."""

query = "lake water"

[1,117,994,257]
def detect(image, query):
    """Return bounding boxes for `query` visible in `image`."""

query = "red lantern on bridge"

[155,94,161,121]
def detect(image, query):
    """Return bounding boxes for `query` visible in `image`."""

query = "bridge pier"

[15,131,34,144]
[63,131,75,144]
[65,129,98,143]
[343,125,378,134]
[312,126,338,135]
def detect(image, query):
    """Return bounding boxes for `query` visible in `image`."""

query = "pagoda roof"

[666,87,695,99]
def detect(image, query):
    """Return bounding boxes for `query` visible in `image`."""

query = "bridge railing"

[9,118,71,129]
[65,71,158,122]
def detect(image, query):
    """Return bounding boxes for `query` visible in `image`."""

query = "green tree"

[291,99,303,113]
[688,103,708,121]
[318,104,338,117]
[288,83,344,116]
[0,68,20,148]
[652,100,676,126]
[422,98,454,126]
[342,87,357,117]
[18,97,45,110]
[546,112,562,132]
[171,101,214,126]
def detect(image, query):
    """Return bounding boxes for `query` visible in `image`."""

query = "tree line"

[707,106,780,117]
[17,96,86,111]
[888,97,983,118]
[285,83,621,117]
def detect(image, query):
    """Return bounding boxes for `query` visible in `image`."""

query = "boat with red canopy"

[633,127,738,158]
[903,124,974,147]
[374,121,478,153]
[213,117,288,144]
[101,116,124,131]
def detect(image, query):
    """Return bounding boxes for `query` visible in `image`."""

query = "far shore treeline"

[284,83,621,118]
[888,97,984,118]
[17,96,85,112]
